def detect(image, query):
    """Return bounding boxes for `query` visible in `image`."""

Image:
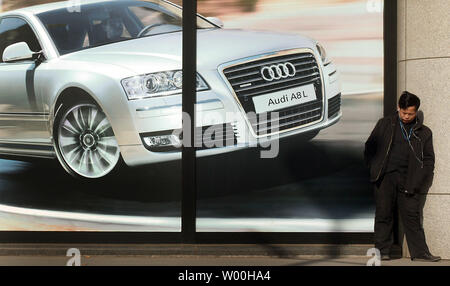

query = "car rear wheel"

[55,102,120,179]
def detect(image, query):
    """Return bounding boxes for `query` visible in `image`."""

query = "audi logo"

[260,62,296,82]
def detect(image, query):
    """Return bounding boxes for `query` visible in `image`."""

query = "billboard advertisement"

[194,0,384,232]
[0,0,383,233]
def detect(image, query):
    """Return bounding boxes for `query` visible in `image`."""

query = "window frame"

[0,0,397,248]
[0,15,45,65]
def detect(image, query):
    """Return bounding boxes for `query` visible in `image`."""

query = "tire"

[54,101,121,179]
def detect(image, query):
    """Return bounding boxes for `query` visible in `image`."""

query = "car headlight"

[316,43,331,65]
[121,70,209,100]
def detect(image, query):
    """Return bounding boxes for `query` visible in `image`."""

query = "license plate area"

[252,84,317,114]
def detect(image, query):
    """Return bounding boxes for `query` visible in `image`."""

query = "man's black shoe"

[411,253,441,262]
[381,254,391,261]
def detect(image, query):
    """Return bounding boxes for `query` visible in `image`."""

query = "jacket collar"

[389,111,423,130]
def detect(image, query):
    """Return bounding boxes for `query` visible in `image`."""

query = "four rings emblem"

[260,62,296,82]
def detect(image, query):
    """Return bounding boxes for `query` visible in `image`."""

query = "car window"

[129,6,182,28]
[40,10,134,54]
[37,0,215,55]
[0,17,42,63]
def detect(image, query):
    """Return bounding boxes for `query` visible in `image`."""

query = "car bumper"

[120,110,341,166]
[112,63,341,167]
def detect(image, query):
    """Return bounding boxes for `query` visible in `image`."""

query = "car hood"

[61,28,317,74]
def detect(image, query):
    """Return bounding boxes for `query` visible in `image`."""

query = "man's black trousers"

[374,171,430,257]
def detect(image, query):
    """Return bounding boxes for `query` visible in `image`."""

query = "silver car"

[0,0,341,179]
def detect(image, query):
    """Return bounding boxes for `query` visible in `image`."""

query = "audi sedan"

[0,0,341,179]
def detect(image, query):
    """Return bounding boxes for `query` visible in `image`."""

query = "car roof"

[0,0,125,16]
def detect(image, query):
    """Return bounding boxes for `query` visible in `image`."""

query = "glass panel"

[0,0,184,232]
[196,0,384,232]
[0,17,42,63]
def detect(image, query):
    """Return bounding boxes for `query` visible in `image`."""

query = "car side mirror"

[206,17,224,28]
[3,42,36,63]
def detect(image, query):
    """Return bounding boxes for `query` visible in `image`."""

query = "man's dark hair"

[399,91,420,110]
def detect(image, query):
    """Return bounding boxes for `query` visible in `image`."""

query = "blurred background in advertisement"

[1,0,383,94]
[192,0,383,95]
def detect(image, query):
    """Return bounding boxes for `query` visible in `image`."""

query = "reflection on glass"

[0,0,188,232]
[195,0,384,232]
[37,0,214,55]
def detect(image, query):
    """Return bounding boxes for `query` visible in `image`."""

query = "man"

[364,91,441,262]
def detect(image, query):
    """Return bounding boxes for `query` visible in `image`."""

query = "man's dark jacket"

[364,112,435,194]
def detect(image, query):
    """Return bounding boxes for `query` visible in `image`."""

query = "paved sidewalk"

[0,255,448,266]
[0,244,446,266]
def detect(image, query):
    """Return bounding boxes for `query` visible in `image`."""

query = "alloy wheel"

[57,103,120,178]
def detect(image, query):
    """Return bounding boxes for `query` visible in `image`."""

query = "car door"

[0,16,51,155]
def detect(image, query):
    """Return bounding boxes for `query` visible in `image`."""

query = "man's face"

[398,106,417,124]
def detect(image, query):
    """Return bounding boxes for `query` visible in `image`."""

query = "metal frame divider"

[0,0,397,249]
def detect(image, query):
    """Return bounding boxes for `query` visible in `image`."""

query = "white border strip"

[0,203,181,229]
[0,203,373,233]
[197,218,374,233]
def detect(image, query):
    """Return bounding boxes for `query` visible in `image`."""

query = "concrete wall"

[398,0,450,259]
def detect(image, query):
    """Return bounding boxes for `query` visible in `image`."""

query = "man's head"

[398,91,420,124]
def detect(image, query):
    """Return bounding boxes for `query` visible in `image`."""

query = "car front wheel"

[55,102,121,179]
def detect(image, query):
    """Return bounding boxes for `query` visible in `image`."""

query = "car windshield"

[36,0,216,55]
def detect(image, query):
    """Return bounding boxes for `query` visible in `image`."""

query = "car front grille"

[328,93,341,118]
[222,52,324,136]
[193,123,238,150]
[247,101,323,135]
